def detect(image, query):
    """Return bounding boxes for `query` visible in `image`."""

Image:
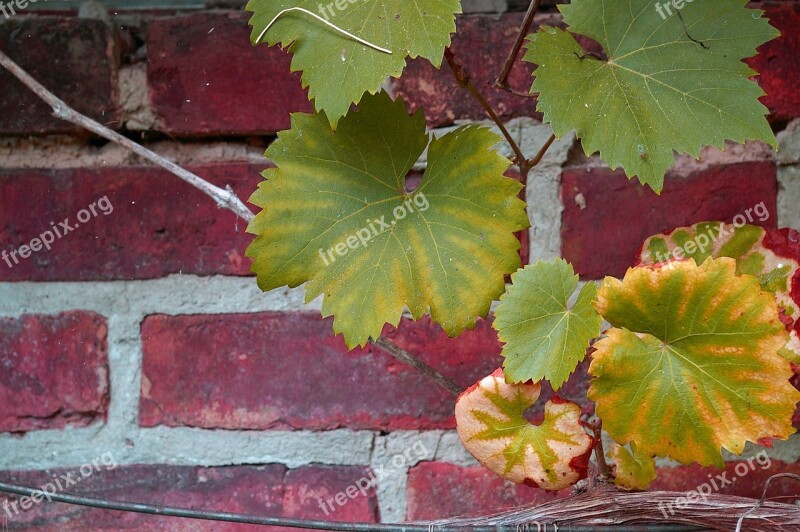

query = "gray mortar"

[0,277,468,520]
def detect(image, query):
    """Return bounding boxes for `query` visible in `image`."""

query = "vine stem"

[585,419,612,479]
[371,338,462,396]
[444,48,528,170]
[0,48,460,398]
[495,0,543,91]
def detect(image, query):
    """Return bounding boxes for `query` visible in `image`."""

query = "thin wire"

[0,481,426,531]
[254,7,393,55]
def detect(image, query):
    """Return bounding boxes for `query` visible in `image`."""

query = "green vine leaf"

[590,258,800,467]
[639,222,800,363]
[608,442,656,490]
[246,92,528,348]
[455,369,594,490]
[493,259,601,389]
[524,0,778,192]
[246,0,461,127]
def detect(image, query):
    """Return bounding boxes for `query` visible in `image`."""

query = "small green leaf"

[524,0,778,192]
[494,259,602,389]
[455,369,594,490]
[590,258,799,467]
[247,0,461,127]
[609,442,657,490]
[246,92,529,348]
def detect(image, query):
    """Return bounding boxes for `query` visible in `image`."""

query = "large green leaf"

[246,92,528,348]
[455,369,594,490]
[589,258,799,467]
[246,0,460,127]
[494,259,601,389]
[524,0,778,192]
[639,222,800,363]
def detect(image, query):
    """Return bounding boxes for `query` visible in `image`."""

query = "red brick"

[0,464,286,531]
[392,13,540,128]
[0,312,108,433]
[139,313,502,431]
[406,462,569,520]
[0,164,262,281]
[148,13,313,136]
[0,18,119,135]
[747,2,800,123]
[561,161,778,279]
[283,466,378,523]
[650,460,800,500]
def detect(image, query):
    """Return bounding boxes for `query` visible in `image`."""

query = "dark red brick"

[283,466,378,523]
[0,312,108,433]
[392,13,543,128]
[651,460,800,500]
[747,2,800,123]
[0,464,286,530]
[0,164,262,281]
[406,462,568,520]
[139,313,502,431]
[561,161,778,279]
[0,18,119,135]
[148,13,312,136]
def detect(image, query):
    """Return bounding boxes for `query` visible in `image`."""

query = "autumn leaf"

[455,369,594,490]
[640,222,800,363]
[590,258,799,467]
[246,92,528,348]
[609,442,656,490]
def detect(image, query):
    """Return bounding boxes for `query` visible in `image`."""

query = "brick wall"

[0,1,799,528]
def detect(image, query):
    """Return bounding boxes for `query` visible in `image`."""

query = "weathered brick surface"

[148,13,312,136]
[406,462,568,520]
[0,18,119,135]
[392,13,542,128]
[0,464,377,530]
[748,2,800,123]
[650,460,800,501]
[139,313,503,431]
[0,164,262,281]
[561,161,778,279]
[0,312,108,433]
[283,466,379,523]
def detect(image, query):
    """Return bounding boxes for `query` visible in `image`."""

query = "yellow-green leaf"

[494,259,602,389]
[455,369,594,490]
[590,258,799,467]
[246,92,528,348]
[609,442,656,490]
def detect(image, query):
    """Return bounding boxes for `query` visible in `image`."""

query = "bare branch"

[0,49,255,224]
